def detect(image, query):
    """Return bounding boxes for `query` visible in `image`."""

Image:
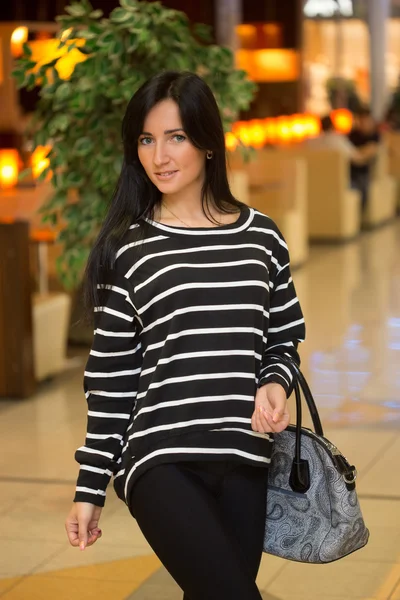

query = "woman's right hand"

[65,502,103,550]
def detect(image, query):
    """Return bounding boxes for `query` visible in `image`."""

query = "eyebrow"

[140,128,185,136]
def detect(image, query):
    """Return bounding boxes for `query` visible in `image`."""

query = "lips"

[155,170,178,177]
[154,170,178,181]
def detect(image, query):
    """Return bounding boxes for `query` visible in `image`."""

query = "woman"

[65,71,306,600]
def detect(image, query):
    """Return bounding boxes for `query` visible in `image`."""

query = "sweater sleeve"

[258,232,306,397]
[74,271,141,506]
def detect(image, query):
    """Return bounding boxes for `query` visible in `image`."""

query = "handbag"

[263,355,370,564]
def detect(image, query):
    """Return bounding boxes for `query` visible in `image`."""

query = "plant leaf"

[55,81,71,101]
[193,23,213,43]
[18,168,33,181]
[73,137,95,156]
[65,3,89,17]
[120,0,139,9]
[110,7,134,23]
[66,171,85,187]
[22,42,32,57]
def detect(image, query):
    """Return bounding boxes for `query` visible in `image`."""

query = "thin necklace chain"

[160,201,235,228]
[161,201,191,227]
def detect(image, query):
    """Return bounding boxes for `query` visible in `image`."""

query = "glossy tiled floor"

[0,220,399,599]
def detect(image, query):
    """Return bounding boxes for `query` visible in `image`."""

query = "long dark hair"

[84,70,245,312]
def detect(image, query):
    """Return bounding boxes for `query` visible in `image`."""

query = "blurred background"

[0,1,399,599]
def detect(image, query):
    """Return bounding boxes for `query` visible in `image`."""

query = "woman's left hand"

[251,382,290,434]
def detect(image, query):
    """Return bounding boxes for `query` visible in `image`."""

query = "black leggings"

[351,170,370,212]
[129,460,268,600]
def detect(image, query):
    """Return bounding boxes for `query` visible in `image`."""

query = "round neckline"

[143,205,253,237]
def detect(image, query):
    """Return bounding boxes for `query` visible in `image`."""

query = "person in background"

[305,115,373,165]
[383,107,400,131]
[348,107,381,211]
[304,114,378,212]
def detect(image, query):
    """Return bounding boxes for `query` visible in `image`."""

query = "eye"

[139,137,153,146]
[172,134,186,143]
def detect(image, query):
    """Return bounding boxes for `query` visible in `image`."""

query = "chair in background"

[365,140,398,228]
[276,147,362,242]
[384,130,400,211]
[228,152,309,268]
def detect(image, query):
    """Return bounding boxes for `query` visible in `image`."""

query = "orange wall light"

[225,112,333,150]
[331,109,353,134]
[304,114,322,138]
[254,49,299,82]
[291,113,321,140]
[232,121,253,147]
[247,120,267,148]
[236,48,299,82]
[275,116,294,144]
[236,24,257,49]
[236,23,282,50]
[0,150,19,189]
[225,132,238,152]
[11,26,28,58]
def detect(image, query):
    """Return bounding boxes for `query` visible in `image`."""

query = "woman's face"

[138,99,207,197]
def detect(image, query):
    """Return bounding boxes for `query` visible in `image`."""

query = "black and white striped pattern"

[74,207,305,507]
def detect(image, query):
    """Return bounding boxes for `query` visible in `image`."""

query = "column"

[214,0,242,51]
[367,0,391,120]
[0,24,24,132]
[0,222,36,398]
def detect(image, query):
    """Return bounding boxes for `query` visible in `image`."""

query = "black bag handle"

[267,354,324,436]
[265,354,324,492]
[266,355,357,492]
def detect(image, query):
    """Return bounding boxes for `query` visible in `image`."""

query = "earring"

[206,151,213,159]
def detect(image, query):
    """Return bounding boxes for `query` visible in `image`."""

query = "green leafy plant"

[13,0,256,289]
[326,76,362,113]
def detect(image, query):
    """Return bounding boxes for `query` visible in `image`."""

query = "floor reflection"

[294,222,400,428]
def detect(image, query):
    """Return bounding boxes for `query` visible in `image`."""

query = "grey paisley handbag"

[264,355,369,563]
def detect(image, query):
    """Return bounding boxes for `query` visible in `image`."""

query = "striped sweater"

[74,206,306,508]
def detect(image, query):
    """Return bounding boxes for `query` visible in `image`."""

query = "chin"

[154,182,184,194]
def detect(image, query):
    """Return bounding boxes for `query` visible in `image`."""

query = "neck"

[161,177,211,220]
[162,196,213,219]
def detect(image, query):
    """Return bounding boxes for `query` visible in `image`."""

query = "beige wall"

[303,18,400,113]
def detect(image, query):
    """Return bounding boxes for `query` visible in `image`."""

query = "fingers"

[251,406,290,434]
[272,408,283,423]
[266,410,290,433]
[86,525,102,546]
[66,525,102,549]
[66,503,103,550]
[271,395,289,424]
[251,406,263,432]
[78,520,103,550]
[86,529,102,547]
[251,406,273,433]
[65,519,80,547]
[78,519,89,550]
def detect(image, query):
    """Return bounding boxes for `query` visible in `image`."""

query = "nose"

[153,141,170,169]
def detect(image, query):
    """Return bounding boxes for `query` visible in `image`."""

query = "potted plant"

[326,76,362,113]
[13,0,256,292]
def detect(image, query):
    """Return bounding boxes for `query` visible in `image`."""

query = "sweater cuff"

[74,488,106,507]
[258,363,294,398]
[73,465,112,507]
